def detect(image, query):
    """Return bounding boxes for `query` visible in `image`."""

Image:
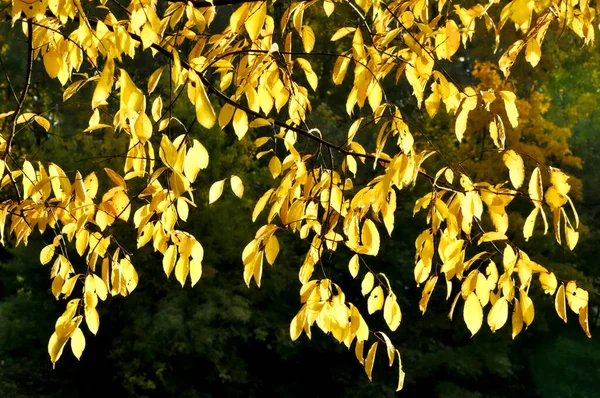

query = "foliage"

[0,0,596,390]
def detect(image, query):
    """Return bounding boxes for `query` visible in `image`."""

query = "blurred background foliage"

[0,4,599,397]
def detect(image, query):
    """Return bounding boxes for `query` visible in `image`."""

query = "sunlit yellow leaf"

[70,327,85,360]
[361,219,380,256]
[361,272,374,296]
[367,286,384,314]
[463,292,483,336]
[40,244,55,265]
[579,305,591,338]
[265,235,279,265]
[330,27,356,41]
[555,284,567,323]
[384,294,402,331]
[520,290,534,327]
[419,275,437,314]
[565,226,579,250]
[523,207,539,242]
[195,80,216,129]
[487,297,508,332]
[230,175,244,198]
[175,256,190,287]
[499,91,519,127]
[364,341,378,381]
[539,272,557,295]
[244,1,267,41]
[301,25,315,52]
[349,254,360,278]
[502,150,524,189]
[232,109,248,140]
[209,179,226,204]
[566,281,588,314]
[512,298,524,339]
[525,39,541,67]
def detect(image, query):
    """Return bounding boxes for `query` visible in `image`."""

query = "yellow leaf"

[93,275,108,301]
[163,245,177,278]
[295,58,318,91]
[218,103,235,128]
[555,284,567,323]
[190,258,202,287]
[355,340,365,365]
[333,55,351,85]
[301,25,315,52]
[48,331,68,366]
[539,272,557,295]
[230,175,244,199]
[463,292,483,336]
[232,109,248,140]
[244,1,267,41]
[85,308,99,335]
[367,286,384,314]
[384,294,402,331]
[147,67,164,94]
[92,58,114,109]
[361,219,380,256]
[525,39,541,67]
[252,188,274,222]
[520,290,535,327]
[566,281,588,314]
[396,349,406,391]
[364,341,379,381]
[265,235,279,265]
[502,150,524,189]
[175,256,190,287]
[290,310,304,341]
[76,230,89,257]
[40,244,55,265]
[195,80,216,129]
[151,96,163,122]
[361,272,375,296]
[565,225,579,250]
[477,231,507,245]
[419,275,437,314]
[523,207,539,242]
[120,69,145,114]
[268,156,282,178]
[579,305,592,338]
[104,167,126,188]
[499,90,519,127]
[487,297,508,332]
[512,298,524,339]
[134,112,153,144]
[209,179,226,204]
[330,27,356,41]
[529,167,543,206]
[70,327,85,360]
[349,254,360,278]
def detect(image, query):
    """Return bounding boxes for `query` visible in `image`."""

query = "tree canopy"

[0,0,596,391]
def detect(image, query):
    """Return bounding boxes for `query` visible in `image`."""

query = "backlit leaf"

[463,292,483,336]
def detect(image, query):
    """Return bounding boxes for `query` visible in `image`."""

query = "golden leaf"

[361,272,375,296]
[367,286,384,314]
[502,150,524,189]
[230,175,244,199]
[463,292,483,336]
[209,179,226,204]
[512,298,524,339]
[70,327,86,360]
[349,254,360,278]
[364,341,379,381]
[487,297,508,332]
[519,290,535,327]
[555,284,567,323]
[419,275,438,314]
